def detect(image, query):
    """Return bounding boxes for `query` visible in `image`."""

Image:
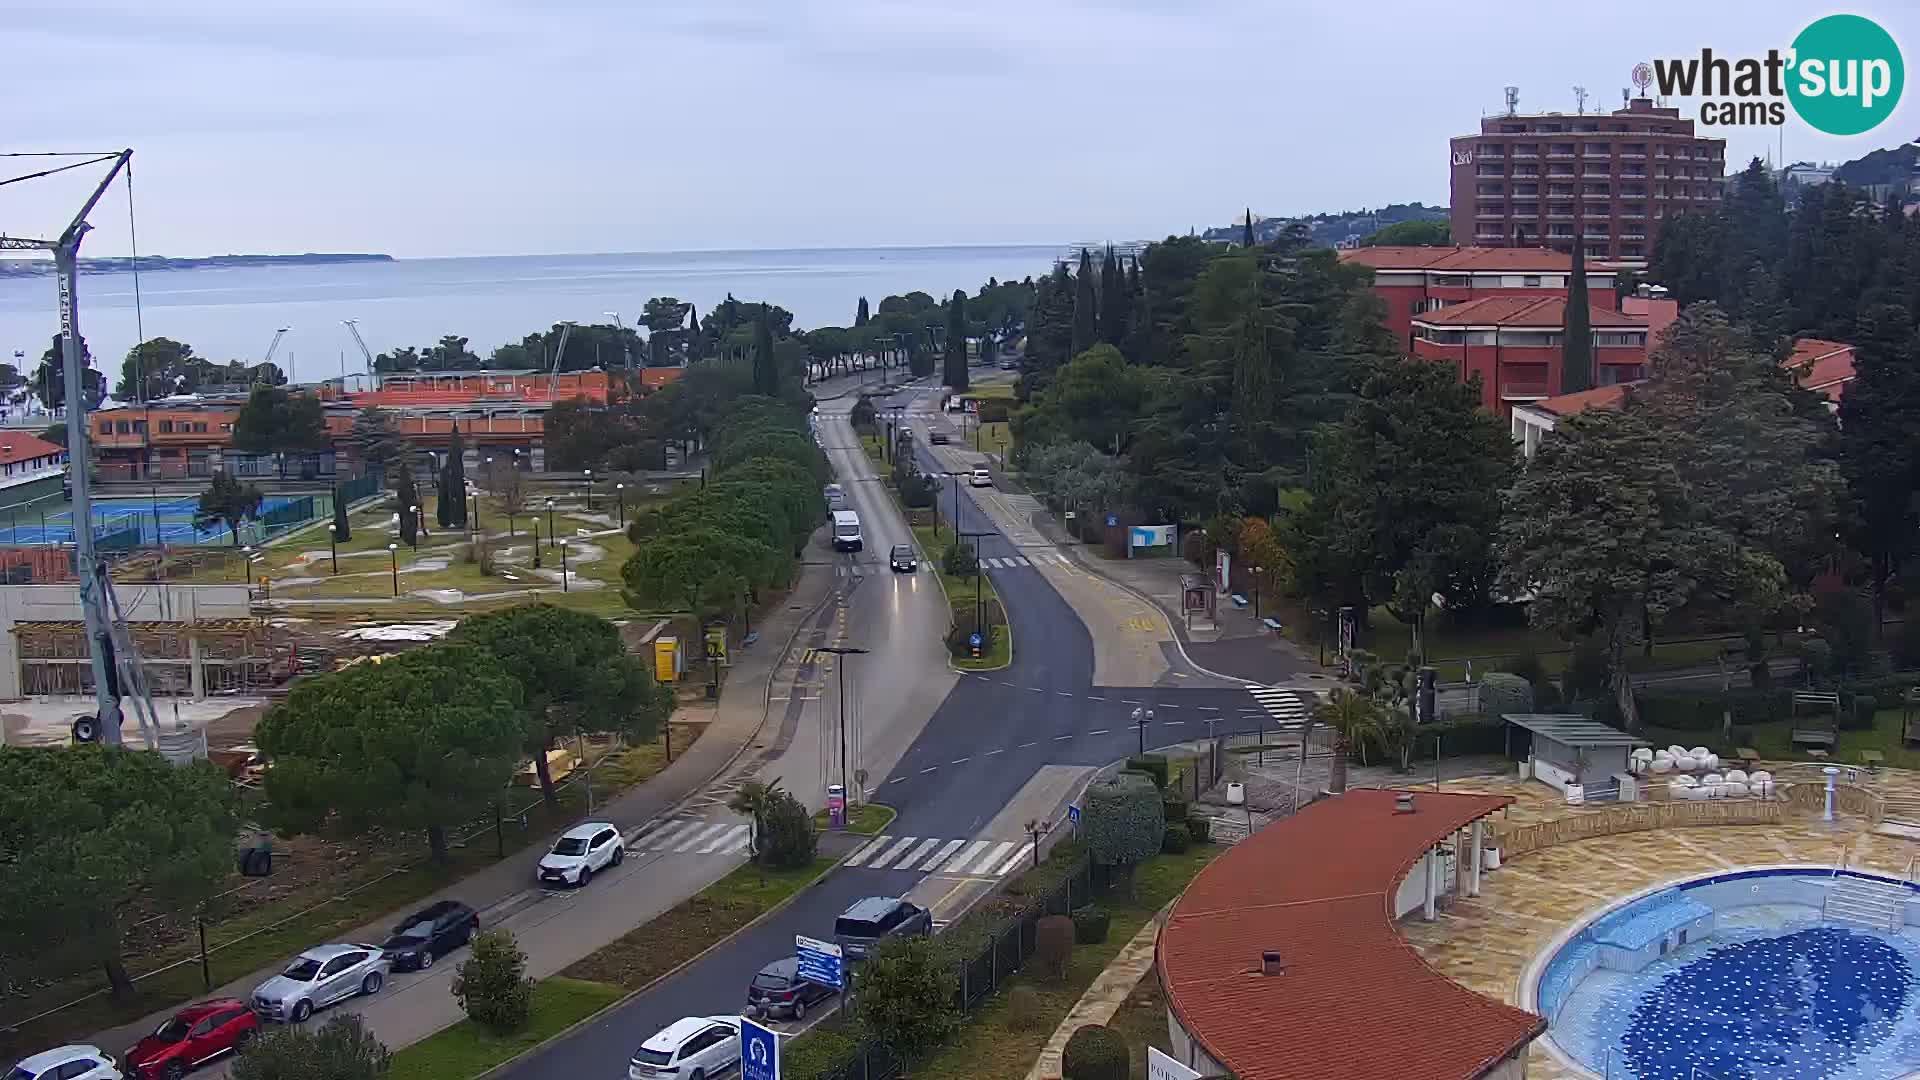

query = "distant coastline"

[0,252,393,279]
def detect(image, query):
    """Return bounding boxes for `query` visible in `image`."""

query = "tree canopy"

[232,385,329,455]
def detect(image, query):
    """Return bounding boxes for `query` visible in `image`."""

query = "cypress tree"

[395,462,420,547]
[856,296,870,327]
[1071,248,1097,358]
[435,450,453,529]
[1242,209,1255,249]
[332,485,352,542]
[944,290,969,391]
[444,424,467,527]
[1100,247,1126,345]
[752,309,777,395]
[1560,242,1593,394]
[684,303,700,362]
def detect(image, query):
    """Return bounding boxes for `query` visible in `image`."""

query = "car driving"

[628,1017,741,1080]
[538,822,623,887]
[833,896,931,961]
[380,900,479,971]
[251,944,388,1023]
[889,544,917,573]
[124,1000,257,1079]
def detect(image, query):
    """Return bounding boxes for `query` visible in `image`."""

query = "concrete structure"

[1339,246,1619,352]
[0,583,262,699]
[1157,788,1542,1080]
[1411,296,1650,412]
[1504,714,1649,794]
[1450,96,1725,265]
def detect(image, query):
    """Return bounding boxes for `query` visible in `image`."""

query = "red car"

[125,999,258,1080]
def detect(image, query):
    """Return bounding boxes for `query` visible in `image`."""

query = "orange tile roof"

[1340,245,1585,272]
[1531,383,1637,417]
[1415,295,1644,329]
[1158,788,1542,1080]
[0,433,67,466]
[1783,337,1854,400]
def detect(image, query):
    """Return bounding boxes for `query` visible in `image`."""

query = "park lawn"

[560,857,835,992]
[1102,962,1175,1080]
[1357,608,1747,683]
[1645,708,1920,770]
[814,802,896,835]
[388,976,625,1080]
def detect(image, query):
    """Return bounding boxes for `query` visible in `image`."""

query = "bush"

[1845,694,1880,731]
[1062,1025,1130,1080]
[231,1015,390,1080]
[1162,793,1190,824]
[945,611,1000,659]
[1505,649,1546,687]
[1187,813,1213,843]
[1408,715,1507,760]
[758,790,818,869]
[1085,772,1164,870]
[977,399,1011,424]
[1533,680,1563,710]
[855,936,959,1052]
[1161,823,1190,853]
[1071,906,1111,945]
[1125,754,1169,789]
[452,929,533,1034]
[898,471,938,509]
[942,540,978,577]
[1180,530,1206,566]
[1035,914,1075,981]
[1478,672,1534,718]
[1004,985,1044,1030]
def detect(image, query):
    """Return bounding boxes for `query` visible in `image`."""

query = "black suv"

[746,957,838,1020]
[889,544,917,573]
[381,900,479,970]
[833,897,931,960]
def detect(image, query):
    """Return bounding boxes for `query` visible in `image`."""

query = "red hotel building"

[1339,246,1618,352]
[1410,295,1650,414]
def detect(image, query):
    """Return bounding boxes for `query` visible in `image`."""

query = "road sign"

[1148,1047,1201,1080]
[796,933,845,990]
[1106,514,1118,527]
[740,1017,779,1080]
[968,631,983,658]
[1067,804,1081,825]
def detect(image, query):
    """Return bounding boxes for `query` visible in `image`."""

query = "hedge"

[1409,715,1509,759]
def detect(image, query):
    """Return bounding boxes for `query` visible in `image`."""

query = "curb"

[1053,546,1264,687]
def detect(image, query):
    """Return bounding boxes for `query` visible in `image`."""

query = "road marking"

[996,842,1038,876]
[700,823,750,854]
[955,840,1017,875]
[1012,556,1031,566]
[674,822,733,853]
[1028,687,1045,693]
[720,828,753,855]
[918,839,967,871]
[1159,704,1179,709]
[1057,690,1074,697]
[1121,699,1141,705]
[1198,705,1220,711]
[950,757,971,765]
[799,695,822,702]
[1086,696,1106,702]
[769,696,791,703]
[984,747,1005,755]
[889,776,907,784]
[638,820,697,849]
[866,836,920,870]
[1054,733,1073,741]
[1019,741,1037,748]
[939,839,991,874]
[920,766,939,774]
[900,837,942,867]
[1088,728,1108,735]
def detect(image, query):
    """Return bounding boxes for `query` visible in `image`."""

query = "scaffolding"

[12,618,274,698]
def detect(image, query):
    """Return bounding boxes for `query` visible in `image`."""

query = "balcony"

[1477,210,1508,219]
[1510,151,1539,160]
[1510,211,1540,220]
[1501,382,1553,400]
[1477,168,1505,178]
[1547,212,1574,221]
[1547,151,1575,159]
[1477,148,1505,159]
[1474,232,1506,241]
[1512,168,1541,178]
[1582,232,1611,240]
[1621,232,1647,241]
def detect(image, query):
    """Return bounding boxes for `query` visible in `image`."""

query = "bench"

[1859,749,1885,770]
[1230,593,1249,609]
[1261,617,1284,634]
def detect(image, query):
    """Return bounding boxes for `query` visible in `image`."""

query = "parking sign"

[740,1016,779,1080]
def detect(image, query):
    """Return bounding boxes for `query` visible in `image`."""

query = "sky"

[4,0,1918,259]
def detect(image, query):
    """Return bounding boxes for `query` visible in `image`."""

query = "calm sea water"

[0,245,1065,376]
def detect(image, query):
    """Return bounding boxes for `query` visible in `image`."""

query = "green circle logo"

[1788,14,1904,136]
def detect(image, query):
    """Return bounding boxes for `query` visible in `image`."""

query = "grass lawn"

[389,976,625,1080]
[561,857,835,991]
[909,523,1012,670]
[815,802,896,835]
[861,433,886,468]
[1102,962,1173,1080]
[1646,707,1920,769]
[1350,607,1747,683]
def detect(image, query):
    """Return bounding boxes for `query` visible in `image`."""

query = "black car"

[833,897,931,961]
[380,900,479,971]
[889,544,917,573]
[746,957,838,1021]
[929,431,949,445]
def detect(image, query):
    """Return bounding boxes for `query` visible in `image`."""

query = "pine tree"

[332,486,352,542]
[683,303,700,362]
[751,309,777,395]
[1839,304,1920,632]
[1099,248,1127,346]
[435,450,453,529]
[395,462,420,547]
[1242,209,1255,249]
[443,424,468,528]
[1071,249,1098,358]
[943,290,969,391]
[1560,242,1593,394]
[856,297,870,327]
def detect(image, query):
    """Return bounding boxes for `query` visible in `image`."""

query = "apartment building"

[1339,246,1618,350]
[1410,295,1651,414]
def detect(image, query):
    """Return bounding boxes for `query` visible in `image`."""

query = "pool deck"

[1397,768,1920,1079]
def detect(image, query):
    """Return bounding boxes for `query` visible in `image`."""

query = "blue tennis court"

[2,495,322,547]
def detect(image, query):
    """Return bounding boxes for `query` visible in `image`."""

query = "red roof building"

[1411,295,1651,413]
[0,433,68,472]
[1339,246,1618,351]
[1784,337,1855,406]
[1158,788,1542,1080]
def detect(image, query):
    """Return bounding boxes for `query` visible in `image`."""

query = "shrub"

[1478,672,1534,718]
[758,789,818,869]
[1004,985,1043,1030]
[977,399,1011,424]
[452,929,533,1034]
[1408,716,1508,759]
[1180,530,1206,566]
[1504,649,1545,687]
[1162,793,1190,823]
[1062,1025,1130,1080]
[1071,905,1111,945]
[1125,754,1169,789]
[855,936,958,1052]
[230,1015,390,1080]
[1187,813,1214,843]
[942,540,978,577]
[1845,694,1880,731]
[945,615,999,659]
[1084,772,1164,871]
[898,472,938,509]
[1035,914,1075,980]
[1161,823,1190,853]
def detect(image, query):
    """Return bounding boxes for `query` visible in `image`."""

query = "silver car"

[251,944,389,1023]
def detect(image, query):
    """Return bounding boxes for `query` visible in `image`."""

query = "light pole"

[1252,566,1263,621]
[544,498,555,548]
[1132,705,1155,755]
[559,540,570,592]
[816,646,869,807]
[1024,818,1047,869]
[615,482,626,528]
[532,519,542,569]
[583,468,594,511]
[468,481,481,535]
[604,312,631,370]
[408,504,419,548]
[387,542,399,597]
[240,545,252,587]
[329,524,340,575]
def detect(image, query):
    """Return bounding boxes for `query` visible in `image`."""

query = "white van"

[831,510,863,552]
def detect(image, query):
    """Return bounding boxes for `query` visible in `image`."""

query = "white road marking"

[919,838,968,871]
[899,837,942,868]
[940,840,992,874]
[846,835,893,866]
[996,842,1037,876]
[866,836,921,870]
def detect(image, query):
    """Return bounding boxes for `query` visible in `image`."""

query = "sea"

[0,245,1068,378]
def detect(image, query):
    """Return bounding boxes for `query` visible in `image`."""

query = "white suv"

[628,1017,741,1080]
[969,467,992,488]
[537,822,623,887]
[7,1046,120,1080]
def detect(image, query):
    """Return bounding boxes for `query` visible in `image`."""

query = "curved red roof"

[1158,788,1544,1080]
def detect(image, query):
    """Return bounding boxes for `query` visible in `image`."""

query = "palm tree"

[727,779,782,860]
[1313,688,1386,795]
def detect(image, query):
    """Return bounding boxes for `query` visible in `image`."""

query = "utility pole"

[816,646,868,806]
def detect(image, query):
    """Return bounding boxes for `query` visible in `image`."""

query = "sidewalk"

[83,555,844,1056]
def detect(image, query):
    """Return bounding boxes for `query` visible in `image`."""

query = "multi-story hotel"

[1449,95,1726,266]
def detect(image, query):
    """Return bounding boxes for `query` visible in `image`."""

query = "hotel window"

[114,421,130,434]
[133,420,147,434]
[1465,330,1497,345]
[159,420,174,433]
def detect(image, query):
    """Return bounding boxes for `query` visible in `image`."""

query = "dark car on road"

[889,544,917,573]
[125,999,257,1080]
[381,900,480,971]
[745,957,838,1021]
[833,897,931,961]
[929,430,949,445]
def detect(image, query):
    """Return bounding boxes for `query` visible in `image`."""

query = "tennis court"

[0,495,324,547]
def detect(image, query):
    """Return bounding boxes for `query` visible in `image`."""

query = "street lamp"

[532,519,542,569]
[1132,705,1156,755]
[1024,818,1047,870]
[239,544,252,584]
[467,481,481,535]
[387,542,399,597]
[583,468,594,511]
[329,524,341,575]
[408,504,420,548]
[559,540,570,592]
[815,646,869,810]
[1252,566,1263,621]
[544,497,555,547]
[615,482,626,528]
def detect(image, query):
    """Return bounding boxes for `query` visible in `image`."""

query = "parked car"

[124,1000,257,1080]
[746,958,837,1021]
[969,467,992,488]
[251,944,388,1023]
[538,822,623,887]
[380,900,480,971]
[627,1017,741,1080]
[833,897,931,961]
[889,544,917,573]
[929,430,949,445]
[7,1047,120,1080]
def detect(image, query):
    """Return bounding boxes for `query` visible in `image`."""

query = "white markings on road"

[846,835,894,866]
[1087,728,1108,735]
[700,824,750,854]
[950,758,971,765]
[866,837,921,870]
[1054,733,1073,741]
[675,822,734,853]
[1056,691,1074,698]
[921,766,939,774]
[996,842,1037,876]
[900,838,942,867]
[984,748,1005,755]
[940,840,992,874]
[918,839,967,870]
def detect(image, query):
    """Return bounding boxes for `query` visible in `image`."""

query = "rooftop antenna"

[1504,86,1520,116]
[1573,86,1588,115]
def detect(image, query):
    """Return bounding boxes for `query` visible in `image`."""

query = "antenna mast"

[1504,86,1520,116]
[1573,86,1588,115]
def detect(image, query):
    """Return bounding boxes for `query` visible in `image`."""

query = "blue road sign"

[740,1016,779,1080]
[968,632,983,648]
[1067,804,1081,825]
[796,933,845,990]
[1106,513,1118,527]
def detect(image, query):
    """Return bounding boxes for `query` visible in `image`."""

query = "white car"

[627,1017,741,1080]
[969,467,992,488]
[537,821,623,887]
[250,944,389,1023]
[7,1046,120,1080]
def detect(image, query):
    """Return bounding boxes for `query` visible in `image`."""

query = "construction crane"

[0,149,159,749]
[342,318,375,382]
[262,326,290,383]
[547,321,575,398]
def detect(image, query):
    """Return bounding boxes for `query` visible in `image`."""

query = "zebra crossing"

[977,552,1072,571]
[632,818,755,856]
[843,834,1036,878]
[1247,685,1314,730]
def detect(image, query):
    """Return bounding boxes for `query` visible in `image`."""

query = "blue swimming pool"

[1530,868,1920,1080]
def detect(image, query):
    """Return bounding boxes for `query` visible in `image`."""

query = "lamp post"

[329,524,340,575]
[1132,705,1155,755]
[615,483,626,528]
[239,544,252,584]
[559,540,570,592]
[1252,566,1263,621]
[544,498,555,548]
[815,646,869,809]
[387,542,399,597]
[408,504,420,549]
[1024,818,1047,869]
[532,519,542,569]
[468,481,481,535]
[583,468,594,511]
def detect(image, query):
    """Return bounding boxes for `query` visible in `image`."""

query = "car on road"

[380,900,480,971]
[833,896,932,961]
[7,1046,121,1080]
[889,544,917,573]
[538,822,624,887]
[627,1017,741,1080]
[969,467,993,488]
[251,944,389,1023]
[823,483,845,511]
[745,957,838,1021]
[124,1000,258,1080]
[929,430,949,445]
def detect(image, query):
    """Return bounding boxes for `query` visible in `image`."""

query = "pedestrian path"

[1246,685,1315,729]
[844,834,1036,878]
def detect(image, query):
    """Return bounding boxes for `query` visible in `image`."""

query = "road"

[498,379,1317,1079]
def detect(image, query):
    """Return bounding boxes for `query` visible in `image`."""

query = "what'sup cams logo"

[1646,14,1903,135]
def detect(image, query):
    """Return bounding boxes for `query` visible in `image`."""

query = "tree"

[756,787,817,869]
[230,1015,391,1080]
[1362,219,1450,246]
[332,487,352,543]
[0,746,234,1000]
[751,308,778,396]
[1839,304,1920,632]
[1561,242,1593,394]
[1083,772,1163,892]
[855,936,958,1053]
[943,290,969,391]
[856,296,870,327]
[1312,688,1385,794]
[33,333,105,410]
[232,385,328,476]
[437,425,468,529]
[194,471,265,545]
[452,929,533,1034]
[1098,248,1127,346]
[1062,1025,1130,1080]
[394,462,420,547]
[1071,249,1098,358]
[350,407,409,474]
[1011,346,1149,455]
[1035,915,1074,980]
[256,643,525,861]
[485,455,530,532]
[1241,209,1255,248]
[41,422,65,448]
[452,604,671,807]
[116,337,201,402]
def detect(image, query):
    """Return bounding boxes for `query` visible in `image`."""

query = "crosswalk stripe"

[939,839,991,875]
[846,834,894,867]
[982,558,1000,569]
[899,838,941,868]
[700,823,750,854]
[1012,556,1031,566]
[675,822,733,853]
[641,820,697,850]
[866,836,921,870]
[995,842,1037,877]
[721,828,753,855]
[955,840,1017,876]
[919,839,966,871]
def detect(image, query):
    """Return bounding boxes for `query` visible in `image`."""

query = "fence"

[1493,798,1785,860]
[337,468,383,505]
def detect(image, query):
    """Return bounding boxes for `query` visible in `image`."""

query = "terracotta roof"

[0,433,67,466]
[1784,337,1855,400]
[1340,245,1589,272]
[1158,788,1542,1080]
[1530,383,1637,417]
[1414,295,1645,329]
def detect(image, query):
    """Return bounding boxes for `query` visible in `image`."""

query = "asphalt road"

[497,382,1311,1080]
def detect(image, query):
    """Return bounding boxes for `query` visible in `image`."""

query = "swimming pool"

[1527,866,1920,1080]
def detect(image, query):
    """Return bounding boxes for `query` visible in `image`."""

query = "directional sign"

[1148,1047,1201,1080]
[740,1016,780,1080]
[1106,514,1118,527]
[796,933,845,990]
[1067,804,1081,825]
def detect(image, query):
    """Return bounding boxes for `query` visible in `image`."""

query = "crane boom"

[342,320,375,381]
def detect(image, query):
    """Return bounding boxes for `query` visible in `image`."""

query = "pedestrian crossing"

[844,834,1036,878]
[633,819,755,856]
[977,552,1073,570]
[1247,685,1314,729]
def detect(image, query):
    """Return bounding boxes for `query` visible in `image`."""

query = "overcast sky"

[5,0,1916,258]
